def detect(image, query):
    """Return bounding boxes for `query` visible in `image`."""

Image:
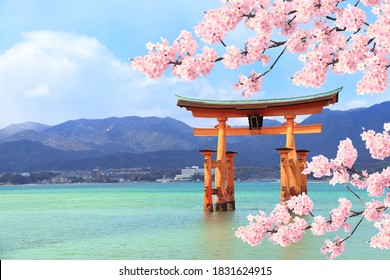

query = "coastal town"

[0,165,280,185]
[0,166,205,185]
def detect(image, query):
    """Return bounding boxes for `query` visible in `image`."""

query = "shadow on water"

[199,211,239,260]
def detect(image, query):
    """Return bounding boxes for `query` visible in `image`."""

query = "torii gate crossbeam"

[177,87,341,212]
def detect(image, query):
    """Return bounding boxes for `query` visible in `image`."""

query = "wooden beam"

[194,124,322,137]
[187,101,334,118]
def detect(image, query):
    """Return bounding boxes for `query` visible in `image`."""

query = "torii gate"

[177,87,341,212]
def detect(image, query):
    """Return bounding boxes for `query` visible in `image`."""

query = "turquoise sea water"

[0,182,389,260]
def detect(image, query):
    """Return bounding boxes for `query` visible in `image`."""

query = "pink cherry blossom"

[311,215,329,236]
[335,5,366,32]
[292,0,315,24]
[364,200,386,221]
[270,203,291,226]
[366,167,390,197]
[370,214,390,250]
[245,32,272,64]
[350,172,368,190]
[286,192,313,216]
[196,46,219,77]
[245,8,271,33]
[234,72,263,98]
[235,210,273,246]
[302,155,331,178]
[361,0,382,6]
[286,29,311,54]
[174,30,198,56]
[321,236,345,259]
[334,138,358,169]
[332,34,368,75]
[222,46,243,69]
[268,217,308,247]
[385,193,390,207]
[328,198,352,232]
[361,124,390,160]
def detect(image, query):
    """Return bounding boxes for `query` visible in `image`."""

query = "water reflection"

[200,211,238,259]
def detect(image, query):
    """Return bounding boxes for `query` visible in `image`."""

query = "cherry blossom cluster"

[304,123,389,256]
[131,31,219,81]
[237,123,389,259]
[361,122,390,160]
[235,192,354,259]
[335,5,366,32]
[370,214,390,249]
[286,192,313,215]
[320,236,345,260]
[364,200,386,221]
[303,126,390,198]
[302,138,358,185]
[235,193,312,247]
[233,72,262,97]
[132,0,390,97]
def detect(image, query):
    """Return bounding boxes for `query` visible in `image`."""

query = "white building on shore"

[174,166,204,181]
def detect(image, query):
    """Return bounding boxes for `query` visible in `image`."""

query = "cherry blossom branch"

[344,184,366,205]
[346,166,367,178]
[340,216,364,244]
[269,40,287,49]
[354,0,361,7]
[258,46,287,79]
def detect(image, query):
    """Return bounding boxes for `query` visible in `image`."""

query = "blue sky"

[0,0,388,128]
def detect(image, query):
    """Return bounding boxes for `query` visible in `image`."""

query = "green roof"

[176,87,342,109]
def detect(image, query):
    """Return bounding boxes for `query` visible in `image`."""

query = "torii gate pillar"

[225,150,237,211]
[199,147,237,212]
[214,117,227,210]
[284,114,302,196]
[297,149,310,194]
[200,149,216,212]
[276,114,310,204]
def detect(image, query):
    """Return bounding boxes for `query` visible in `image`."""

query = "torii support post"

[200,149,216,212]
[297,149,310,194]
[226,151,237,211]
[284,114,302,197]
[214,117,228,212]
[276,147,293,205]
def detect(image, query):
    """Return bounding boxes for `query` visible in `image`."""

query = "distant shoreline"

[0,179,332,187]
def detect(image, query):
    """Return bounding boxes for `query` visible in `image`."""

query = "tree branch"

[344,183,365,205]
[340,215,364,244]
[354,0,361,7]
[326,15,336,21]
[286,15,297,26]
[258,46,287,78]
[346,166,367,178]
[269,41,287,49]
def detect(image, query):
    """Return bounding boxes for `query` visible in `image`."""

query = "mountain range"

[0,101,389,172]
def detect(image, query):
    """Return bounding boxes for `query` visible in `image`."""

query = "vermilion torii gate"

[177,87,341,212]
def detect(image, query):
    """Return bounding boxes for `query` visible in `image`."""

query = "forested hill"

[0,102,388,172]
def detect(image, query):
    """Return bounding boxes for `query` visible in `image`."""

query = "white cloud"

[346,99,368,110]
[24,83,51,98]
[0,30,234,128]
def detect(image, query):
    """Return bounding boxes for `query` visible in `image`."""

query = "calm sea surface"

[0,182,389,260]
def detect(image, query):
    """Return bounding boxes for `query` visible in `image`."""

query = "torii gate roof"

[177,87,341,118]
